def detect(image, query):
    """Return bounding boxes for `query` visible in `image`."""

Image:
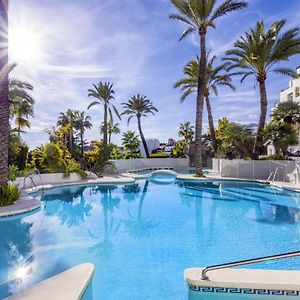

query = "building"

[268,66,300,156]
[140,138,160,157]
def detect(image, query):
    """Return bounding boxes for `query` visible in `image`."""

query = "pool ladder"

[266,167,279,182]
[23,169,43,190]
[201,250,300,280]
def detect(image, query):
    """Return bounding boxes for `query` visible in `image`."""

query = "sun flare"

[9,25,43,66]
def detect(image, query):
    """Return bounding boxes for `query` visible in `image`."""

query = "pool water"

[1,179,300,299]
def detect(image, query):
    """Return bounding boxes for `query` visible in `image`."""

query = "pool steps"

[5,263,94,300]
[185,268,300,296]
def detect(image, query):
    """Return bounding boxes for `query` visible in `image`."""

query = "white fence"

[212,158,300,182]
[113,158,189,172]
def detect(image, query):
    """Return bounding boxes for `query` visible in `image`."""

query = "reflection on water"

[1,180,300,299]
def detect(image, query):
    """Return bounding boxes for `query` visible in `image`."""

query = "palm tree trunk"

[0,1,9,186]
[69,125,73,155]
[137,116,149,158]
[103,103,108,162]
[255,79,268,154]
[194,33,206,176]
[206,96,217,152]
[108,131,111,144]
[80,130,84,157]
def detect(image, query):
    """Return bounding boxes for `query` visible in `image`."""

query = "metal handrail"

[266,171,274,182]
[201,250,300,280]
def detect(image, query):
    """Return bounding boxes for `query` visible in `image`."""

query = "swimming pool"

[1,179,300,299]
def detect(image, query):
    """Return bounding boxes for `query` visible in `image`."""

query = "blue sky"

[9,0,300,148]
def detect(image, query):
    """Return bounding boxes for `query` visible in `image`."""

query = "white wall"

[15,173,83,189]
[212,158,298,182]
[113,158,189,172]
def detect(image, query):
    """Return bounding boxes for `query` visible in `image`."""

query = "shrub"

[149,152,169,158]
[8,165,19,181]
[0,184,20,207]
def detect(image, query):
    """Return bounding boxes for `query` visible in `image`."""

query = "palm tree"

[57,110,77,155]
[0,0,9,186]
[88,82,120,162]
[122,94,158,158]
[225,20,300,153]
[170,0,247,175]
[271,101,300,125]
[75,111,92,157]
[100,120,120,144]
[178,121,194,143]
[174,55,235,151]
[122,130,140,154]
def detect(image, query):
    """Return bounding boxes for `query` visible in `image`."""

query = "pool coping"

[185,267,300,296]
[0,190,41,218]
[5,263,94,300]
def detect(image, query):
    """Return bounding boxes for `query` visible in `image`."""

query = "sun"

[9,25,43,67]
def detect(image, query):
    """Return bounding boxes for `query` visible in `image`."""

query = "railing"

[201,250,300,280]
[23,169,44,191]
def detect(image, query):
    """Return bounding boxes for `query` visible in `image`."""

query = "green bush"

[0,184,20,207]
[149,152,170,158]
[123,153,142,159]
[8,165,19,181]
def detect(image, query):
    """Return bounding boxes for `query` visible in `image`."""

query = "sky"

[9,0,300,148]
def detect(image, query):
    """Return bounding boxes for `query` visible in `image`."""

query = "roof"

[297,65,300,70]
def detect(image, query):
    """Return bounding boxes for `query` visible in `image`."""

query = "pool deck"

[185,267,300,295]
[0,190,41,218]
[6,263,94,300]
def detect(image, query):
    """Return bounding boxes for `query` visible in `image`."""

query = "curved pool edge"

[5,263,95,300]
[0,191,41,218]
[185,267,300,296]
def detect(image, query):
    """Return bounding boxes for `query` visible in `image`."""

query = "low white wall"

[15,173,83,189]
[212,158,298,182]
[113,158,189,172]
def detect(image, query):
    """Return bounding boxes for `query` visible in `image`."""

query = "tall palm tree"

[75,111,92,157]
[175,55,235,151]
[170,0,247,176]
[100,120,120,144]
[225,20,300,153]
[9,78,34,136]
[122,94,158,158]
[88,82,120,162]
[178,121,194,144]
[0,0,9,186]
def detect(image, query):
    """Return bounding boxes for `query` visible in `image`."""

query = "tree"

[100,120,120,144]
[9,78,34,136]
[264,121,298,159]
[122,94,158,158]
[122,131,140,154]
[88,82,120,162]
[178,121,194,144]
[174,55,235,151]
[271,101,300,125]
[75,111,92,157]
[0,0,9,185]
[170,0,247,175]
[225,20,300,153]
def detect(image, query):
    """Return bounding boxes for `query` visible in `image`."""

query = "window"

[288,93,293,101]
[296,87,300,97]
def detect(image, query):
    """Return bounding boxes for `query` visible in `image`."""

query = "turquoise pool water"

[1,179,300,299]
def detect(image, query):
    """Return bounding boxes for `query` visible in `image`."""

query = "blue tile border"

[188,285,300,296]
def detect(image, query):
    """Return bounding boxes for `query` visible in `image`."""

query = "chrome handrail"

[201,250,300,280]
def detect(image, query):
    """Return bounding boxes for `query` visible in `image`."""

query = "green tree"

[264,121,298,159]
[225,20,300,153]
[88,82,120,162]
[271,101,300,125]
[100,120,120,144]
[178,121,194,144]
[0,1,9,185]
[74,111,92,157]
[9,78,34,136]
[122,131,140,154]
[174,55,235,150]
[170,0,247,175]
[122,94,158,158]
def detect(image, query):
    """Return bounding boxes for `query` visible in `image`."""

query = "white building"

[140,138,160,157]
[268,66,300,156]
